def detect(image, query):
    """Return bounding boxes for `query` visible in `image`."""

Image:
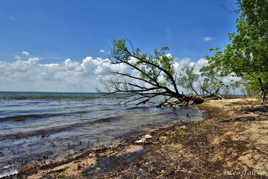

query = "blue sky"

[0,0,239,92]
[0,0,238,62]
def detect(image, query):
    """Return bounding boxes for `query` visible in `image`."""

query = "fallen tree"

[177,64,228,100]
[98,39,204,106]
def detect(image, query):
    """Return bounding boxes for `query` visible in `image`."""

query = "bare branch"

[97,39,205,105]
[125,49,180,95]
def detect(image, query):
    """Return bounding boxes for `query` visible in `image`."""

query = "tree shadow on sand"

[222,104,268,123]
[240,106,268,113]
[81,146,147,178]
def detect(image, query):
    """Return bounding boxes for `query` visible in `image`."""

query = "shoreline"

[9,98,268,178]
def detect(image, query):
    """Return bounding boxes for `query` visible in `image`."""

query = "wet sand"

[10,98,268,178]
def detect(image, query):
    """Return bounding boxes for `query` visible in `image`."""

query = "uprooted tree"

[99,39,204,106]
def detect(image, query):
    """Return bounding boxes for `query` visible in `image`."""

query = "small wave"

[0,110,92,122]
[0,168,18,179]
[126,106,154,110]
[0,114,60,122]
[0,95,102,100]
[0,116,124,140]
[0,92,129,100]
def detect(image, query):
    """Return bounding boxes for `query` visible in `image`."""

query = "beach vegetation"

[176,127,186,137]
[178,64,231,97]
[202,0,268,103]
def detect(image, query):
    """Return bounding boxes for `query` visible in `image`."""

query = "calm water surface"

[0,91,203,177]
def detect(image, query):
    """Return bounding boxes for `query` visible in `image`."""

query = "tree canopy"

[203,0,268,102]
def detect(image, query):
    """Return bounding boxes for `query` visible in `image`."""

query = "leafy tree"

[100,39,204,105]
[199,69,227,97]
[178,64,230,98]
[203,0,268,103]
[242,72,268,98]
[177,65,200,95]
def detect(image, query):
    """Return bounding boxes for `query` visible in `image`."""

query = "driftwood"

[183,95,205,104]
[157,95,204,108]
[205,93,224,100]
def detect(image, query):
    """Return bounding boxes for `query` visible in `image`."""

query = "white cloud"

[0,55,129,92]
[99,49,105,53]
[203,36,213,41]
[0,53,240,93]
[14,55,21,60]
[22,51,30,56]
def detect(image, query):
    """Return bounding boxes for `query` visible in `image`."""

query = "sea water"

[0,91,203,177]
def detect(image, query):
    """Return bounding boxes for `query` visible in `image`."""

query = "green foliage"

[203,0,268,101]
[112,39,176,90]
[200,67,228,95]
[178,64,229,96]
[177,127,186,137]
[242,72,268,94]
[58,172,67,179]
[177,65,199,95]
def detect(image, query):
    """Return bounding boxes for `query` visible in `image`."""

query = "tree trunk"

[258,77,266,104]
[183,95,204,105]
[263,90,267,104]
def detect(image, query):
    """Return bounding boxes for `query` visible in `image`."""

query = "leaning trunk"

[181,95,204,105]
[263,90,267,104]
[258,77,266,104]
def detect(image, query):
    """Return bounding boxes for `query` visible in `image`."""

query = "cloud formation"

[14,55,21,60]
[22,51,30,56]
[0,53,238,92]
[0,55,128,92]
[99,49,105,53]
[203,36,213,41]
